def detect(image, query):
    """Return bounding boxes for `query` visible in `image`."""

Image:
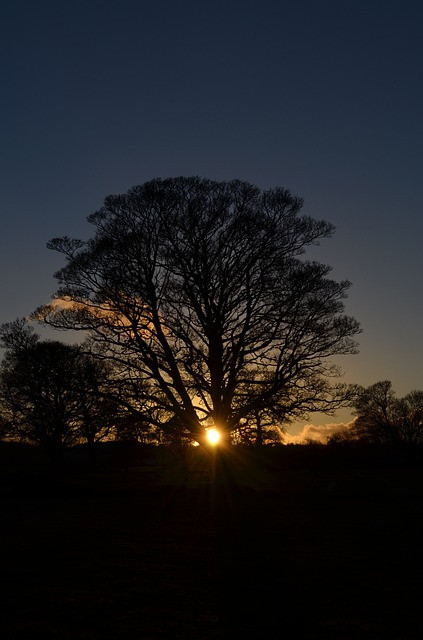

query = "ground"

[1,448,423,639]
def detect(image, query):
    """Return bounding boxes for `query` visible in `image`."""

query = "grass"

[1,447,423,638]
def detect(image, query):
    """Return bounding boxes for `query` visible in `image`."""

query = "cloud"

[47,297,158,335]
[284,420,356,445]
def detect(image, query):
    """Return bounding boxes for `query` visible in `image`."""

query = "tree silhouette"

[394,390,423,446]
[351,381,423,447]
[34,177,360,448]
[0,320,117,459]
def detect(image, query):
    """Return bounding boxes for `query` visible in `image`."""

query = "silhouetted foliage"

[112,413,159,443]
[394,390,423,445]
[232,408,284,446]
[35,177,360,446]
[0,320,118,458]
[333,381,423,447]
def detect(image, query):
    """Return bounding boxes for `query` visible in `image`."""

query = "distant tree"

[70,355,120,455]
[34,177,360,453]
[113,414,159,443]
[0,320,118,460]
[350,381,423,447]
[233,410,284,447]
[394,390,423,446]
[352,380,397,445]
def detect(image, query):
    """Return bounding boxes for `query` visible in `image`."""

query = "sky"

[1,0,423,437]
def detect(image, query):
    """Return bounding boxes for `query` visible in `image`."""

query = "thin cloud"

[284,420,356,445]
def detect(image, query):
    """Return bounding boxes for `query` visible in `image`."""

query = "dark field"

[2,445,423,639]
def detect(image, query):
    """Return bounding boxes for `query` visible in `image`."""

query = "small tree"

[392,390,423,446]
[74,356,121,443]
[351,381,423,447]
[0,320,118,460]
[352,381,397,445]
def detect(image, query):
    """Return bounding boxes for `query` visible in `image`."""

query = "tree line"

[0,177,416,460]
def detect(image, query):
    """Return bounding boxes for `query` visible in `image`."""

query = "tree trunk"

[86,436,96,469]
[255,411,263,447]
[212,438,238,493]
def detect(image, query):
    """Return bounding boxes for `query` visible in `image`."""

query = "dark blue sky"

[2,0,423,428]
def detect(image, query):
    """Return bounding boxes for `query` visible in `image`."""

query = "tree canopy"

[34,177,360,446]
[350,381,423,446]
[0,320,117,455]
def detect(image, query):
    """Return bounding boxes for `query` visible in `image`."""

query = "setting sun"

[206,428,221,445]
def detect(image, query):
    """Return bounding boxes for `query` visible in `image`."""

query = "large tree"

[34,177,360,448]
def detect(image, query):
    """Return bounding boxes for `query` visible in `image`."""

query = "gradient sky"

[2,0,423,433]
